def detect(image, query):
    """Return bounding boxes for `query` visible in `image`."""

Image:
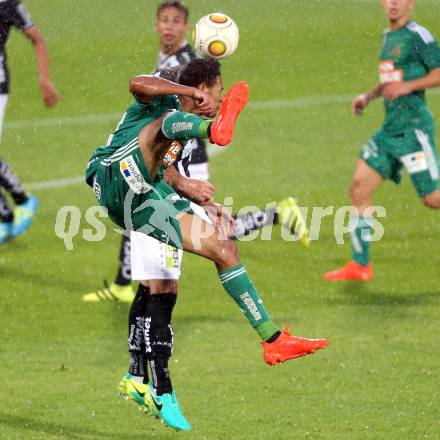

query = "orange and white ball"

[193,13,239,60]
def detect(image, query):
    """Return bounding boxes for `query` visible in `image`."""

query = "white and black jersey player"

[0,0,60,243]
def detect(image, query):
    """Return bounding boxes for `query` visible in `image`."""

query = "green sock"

[350,216,372,266]
[161,111,211,140]
[219,264,278,341]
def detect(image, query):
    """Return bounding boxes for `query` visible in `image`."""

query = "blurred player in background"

[325,0,440,281]
[0,0,60,243]
[84,0,309,302]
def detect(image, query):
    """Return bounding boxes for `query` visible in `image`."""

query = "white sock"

[132,375,143,384]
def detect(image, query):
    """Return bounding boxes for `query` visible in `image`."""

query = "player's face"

[205,76,224,118]
[156,7,188,51]
[383,0,414,23]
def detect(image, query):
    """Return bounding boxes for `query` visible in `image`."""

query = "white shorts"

[130,202,213,281]
[130,230,183,281]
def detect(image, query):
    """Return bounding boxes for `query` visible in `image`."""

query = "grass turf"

[1,0,440,438]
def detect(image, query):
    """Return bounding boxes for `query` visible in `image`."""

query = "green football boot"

[150,389,192,431]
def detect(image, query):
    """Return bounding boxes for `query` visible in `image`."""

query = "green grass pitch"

[1,0,440,438]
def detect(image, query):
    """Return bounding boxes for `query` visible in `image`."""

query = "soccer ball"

[193,13,239,60]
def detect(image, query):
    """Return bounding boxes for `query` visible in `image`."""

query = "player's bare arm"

[382,67,440,101]
[163,166,214,203]
[129,75,214,114]
[24,26,60,108]
[352,83,384,115]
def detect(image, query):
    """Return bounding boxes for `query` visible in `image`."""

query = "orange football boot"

[324,261,373,282]
[262,325,329,366]
[210,81,249,146]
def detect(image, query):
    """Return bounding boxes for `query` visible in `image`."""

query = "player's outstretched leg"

[178,213,329,365]
[209,81,249,146]
[161,82,249,147]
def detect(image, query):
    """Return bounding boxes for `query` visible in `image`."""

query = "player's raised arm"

[23,26,60,108]
[129,75,214,113]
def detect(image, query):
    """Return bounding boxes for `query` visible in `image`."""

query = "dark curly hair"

[178,58,221,88]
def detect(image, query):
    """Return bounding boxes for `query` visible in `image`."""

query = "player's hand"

[203,202,236,237]
[193,89,214,115]
[352,94,369,115]
[381,81,413,101]
[40,80,61,108]
[182,178,215,203]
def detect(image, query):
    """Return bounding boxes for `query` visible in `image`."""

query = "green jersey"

[86,95,179,185]
[379,21,440,133]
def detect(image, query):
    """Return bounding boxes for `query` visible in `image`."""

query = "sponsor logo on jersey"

[240,292,262,321]
[379,60,403,84]
[120,155,152,195]
[401,152,428,174]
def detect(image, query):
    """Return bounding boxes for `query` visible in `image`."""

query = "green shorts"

[360,126,440,197]
[89,138,192,249]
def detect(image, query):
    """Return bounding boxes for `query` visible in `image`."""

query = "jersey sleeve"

[415,32,440,70]
[9,0,34,31]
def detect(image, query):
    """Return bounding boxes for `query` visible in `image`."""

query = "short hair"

[178,59,221,88]
[156,1,189,22]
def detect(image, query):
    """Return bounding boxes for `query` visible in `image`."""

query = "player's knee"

[211,238,239,266]
[148,279,178,294]
[421,191,440,209]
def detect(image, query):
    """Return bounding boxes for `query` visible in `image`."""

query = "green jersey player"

[325,0,440,281]
[85,59,329,431]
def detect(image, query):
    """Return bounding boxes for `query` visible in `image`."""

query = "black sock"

[115,235,132,286]
[145,293,177,395]
[128,284,150,381]
[0,159,28,205]
[150,357,172,396]
[265,331,281,343]
[233,207,278,239]
[0,192,13,222]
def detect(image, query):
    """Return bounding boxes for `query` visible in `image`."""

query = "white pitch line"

[21,90,440,191]
[25,144,223,191]
[26,176,84,190]
[5,94,354,131]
